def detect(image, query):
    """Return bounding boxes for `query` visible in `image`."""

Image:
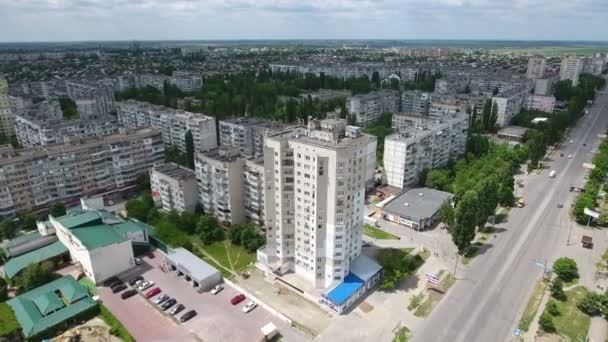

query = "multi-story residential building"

[13,113,118,147]
[526,57,546,79]
[347,89,400,126]
[524,95,556,113]
[586,57,607,76]
[243,158,266,227]
[195,147,247,225]
[384,113,469,188]
[258,119,372,289]
[171,71,203,93]
[560,57,586,86]
[66,81,115,116]
[219,118,290,158]
[150,163,198,213]
[0,128,164,218]
[491,85,533,127]
[534,76,557,96]
[116,100,217,153]
[0,76,14,138]
[401,90,432,115]
[269,64,419,82]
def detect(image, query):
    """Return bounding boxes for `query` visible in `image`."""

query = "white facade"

[526,57,546,79]
[150,163,199,213]
[116,100,217,153]
[534,77,555,96]
[384,113,469,189]
[243,159,266,226]
[491,85,532,127]
[347,90,400,127]
[560,57,585,86]
[261,120,369,289]
[401,90,432,115]
[524,95,556,113]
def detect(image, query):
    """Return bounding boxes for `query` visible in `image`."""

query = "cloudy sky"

[0,0,606,42]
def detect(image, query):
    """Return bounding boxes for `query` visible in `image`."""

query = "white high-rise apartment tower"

[526,57,546,80]
[0,76,14,138]
[560,57,585,86]
[260,119,371,289]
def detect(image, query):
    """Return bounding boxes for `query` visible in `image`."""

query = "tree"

[21,213,37,231]
[475,177,499,228]
[438,200,455,229]
[0,276,7,301]
[49,201,66,217]
[554,80,574,101]
[550,278,566,301]
[236,224,265,252]
[15,264,58,293]
[539,311,556,332]
[0,219,17,240]
[451,190,479,253]
[425,169,452,190]
[197,215,224,244]
[552,257,579,282]
[135,174,150,194]
[546,300,560,316]
[154,219,189,247]
[488,102,498,130]
[126,199,151,222]
[178,211,198,234]
[185,130,195,169]
[577,292,603,316]
[59,97,79,120]
[481,99,492,129]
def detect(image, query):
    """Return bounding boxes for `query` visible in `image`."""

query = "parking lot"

[99,250,308,342]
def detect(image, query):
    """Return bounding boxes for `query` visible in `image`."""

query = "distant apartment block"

[0,76,13,137]
[585,56,607,76]
[116,100,217,153]
[269,63,419,82]
[136,71,203,93]
[347,90,400,126]
[219,118,289,158]
[524,95,556,113]
[526,57,546,79]
[66,81,116,116]
[491,85,532,127]
[258,119,372,289]
[150,163,198,213]
[195,147,247,226]
[401,90,432,115]
[384,113,469,188]
[534,76,557,96]
[560,57,585,86]
[0,128,164,218]
[429,97,469,117]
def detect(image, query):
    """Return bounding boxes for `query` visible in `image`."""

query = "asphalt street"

[412,86,608,342]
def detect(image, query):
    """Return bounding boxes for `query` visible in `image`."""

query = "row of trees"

[573,130,608,224]
[116,82,185,109]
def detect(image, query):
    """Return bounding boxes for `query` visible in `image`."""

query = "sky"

[0,0,607,42]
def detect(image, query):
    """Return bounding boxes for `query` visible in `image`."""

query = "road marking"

[452,103,606,342]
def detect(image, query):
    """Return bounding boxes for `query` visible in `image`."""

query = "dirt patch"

[359,301,374,313]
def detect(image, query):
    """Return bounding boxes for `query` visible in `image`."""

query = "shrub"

[539,312,556,332]
[577,292,604,316]
[549,278,566,301]
[546,300,560,316]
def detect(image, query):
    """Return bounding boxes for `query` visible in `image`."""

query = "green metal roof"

[55,211,102,229]
[112,221,148,236]
[70,225,126,250]
[7,276,97,337]
[4,241,68,279]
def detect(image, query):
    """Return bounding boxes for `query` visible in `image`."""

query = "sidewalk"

[523,289,551,342]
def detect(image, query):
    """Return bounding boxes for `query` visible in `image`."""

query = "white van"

[549,170,556,178]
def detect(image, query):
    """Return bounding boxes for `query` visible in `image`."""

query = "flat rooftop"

[153,162,196,180]
[382,187,454,222]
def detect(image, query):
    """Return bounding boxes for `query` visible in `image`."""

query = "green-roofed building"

[3,241,69,279]
[48,209,152,283]
[7,276,98,338]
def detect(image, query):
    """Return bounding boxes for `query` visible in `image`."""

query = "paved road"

[412,87,608,342]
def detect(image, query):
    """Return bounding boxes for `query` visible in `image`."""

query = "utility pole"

[453,253,460,280]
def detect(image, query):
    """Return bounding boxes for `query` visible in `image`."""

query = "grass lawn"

[363,224,399,240]
[79,277,98,295]
[518,279,548,332]
[0,303,20,337]
[412,270,455,318]
[192,238,256,275]
[550,286,591,341]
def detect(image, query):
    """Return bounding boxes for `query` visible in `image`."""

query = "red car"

[230,294,246,305]
[145,287,161,298]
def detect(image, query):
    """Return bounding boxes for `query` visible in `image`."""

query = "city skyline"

[1,0,608,42]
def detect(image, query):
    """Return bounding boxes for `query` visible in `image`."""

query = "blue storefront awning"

[325,273,365,306]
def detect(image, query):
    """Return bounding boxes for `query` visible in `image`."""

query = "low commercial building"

[50,209,151,283]
[7,276,98,338]
[523,95,556,113]
[3,240,69,279]
[150,163,198,213]
[166,247,222,292]
[321,255,382,314]
[378,187,453,230]
[496,126,529,143]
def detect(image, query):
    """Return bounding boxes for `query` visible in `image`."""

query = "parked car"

[170,304,185,315]
[362,242,372,248]
[135,257,143,265]
[112,284,127,294]
[161,298,177,310]
[211,284,224,295]
[138,281,154,291]
[103,276,120,287]
[121,289,137,300]
[145,287,161,299]
[154,294,169,305]
[180,310,197,323]
[110,281,125,290]
[557,203,564,208]
[230,294,246,305]
[242,301,258,313]
[128,276,143,286]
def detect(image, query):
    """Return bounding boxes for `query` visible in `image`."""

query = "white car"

[211,284,224,295]
[135,257,143,265]
[138,281,154,291]
[567,154,573,158]
[242,301,258,313]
